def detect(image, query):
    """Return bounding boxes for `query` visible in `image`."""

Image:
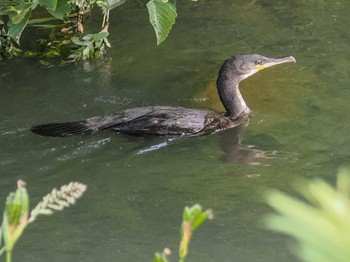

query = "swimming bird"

[31,54,296,137]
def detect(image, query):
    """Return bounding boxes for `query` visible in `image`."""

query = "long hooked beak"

[256,56,296,71]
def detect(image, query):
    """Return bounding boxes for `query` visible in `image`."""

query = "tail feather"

[30,121,91,137]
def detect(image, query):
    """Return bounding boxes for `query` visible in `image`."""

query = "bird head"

[228,54,296,81]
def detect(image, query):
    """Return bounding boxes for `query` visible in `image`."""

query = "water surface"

[1,1,350,261]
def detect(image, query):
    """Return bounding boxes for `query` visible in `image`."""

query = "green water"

[1,0,350,261]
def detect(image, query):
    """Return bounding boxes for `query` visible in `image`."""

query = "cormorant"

[31,54,296,137]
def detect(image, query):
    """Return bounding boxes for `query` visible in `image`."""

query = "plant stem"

[0,247,5,256]
[28,13,79,25]
[6,251,11,262]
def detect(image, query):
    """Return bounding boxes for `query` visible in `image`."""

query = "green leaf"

[153,253,169,262]
[82,34,94,41]
[74,32,109,44]
[153,248,171,262]
[38,0,58,11]
[0,225,2,249]
[8,9,32,44]
[179,204,212,261]
[107,0,126,10]
[47,0,71,19]
[10,3,35,24]
[146,0,177,45]
[192,211,209,231]
[71,37,89,46]
[2,181,29,251]
[92,32,109,41]
[181,204,212,232]
[264,170,350,262]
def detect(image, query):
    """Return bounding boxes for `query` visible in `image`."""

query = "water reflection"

[125,121,283,165]
[219,121,265,165]
[113,117,300,165]
[219,121,298,165]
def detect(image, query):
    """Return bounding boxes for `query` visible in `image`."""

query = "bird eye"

[256,60,263,65]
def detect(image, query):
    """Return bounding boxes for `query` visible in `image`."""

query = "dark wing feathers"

[30,121,90,137]
[30,106,222,137]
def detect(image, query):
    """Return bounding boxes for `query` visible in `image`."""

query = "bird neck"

[216,72,249,119]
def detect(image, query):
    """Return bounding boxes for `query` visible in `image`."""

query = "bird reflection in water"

[218,120,298,165]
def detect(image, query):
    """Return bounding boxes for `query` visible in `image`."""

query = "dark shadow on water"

[218,122,298,166]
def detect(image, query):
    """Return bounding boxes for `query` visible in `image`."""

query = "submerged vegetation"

[0,0,196,62]
[265,168,350,262]
[0,180,87,262]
